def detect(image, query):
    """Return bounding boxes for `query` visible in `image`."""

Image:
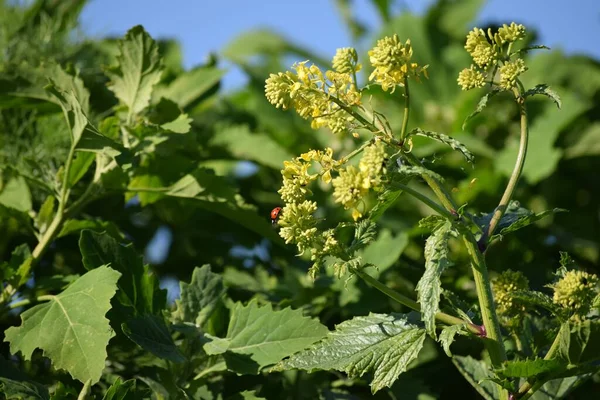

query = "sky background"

[80,0,600,91]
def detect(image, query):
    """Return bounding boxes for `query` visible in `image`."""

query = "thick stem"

[481,87,528,246]
[399,77,410,141]
[353,268,481,335]
[78,380,91,400]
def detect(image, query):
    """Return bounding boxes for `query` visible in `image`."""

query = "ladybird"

[270,207,282,224]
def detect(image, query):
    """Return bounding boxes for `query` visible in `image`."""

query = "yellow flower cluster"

[332,142,386,220]
[264,57,361,135]
[332,47,361,74]
[368,34,428,92]
[458,23,528,91]
[492,270,529,328]
[277,201,319,255]
[552,270,599,319]
[279,148,335,203]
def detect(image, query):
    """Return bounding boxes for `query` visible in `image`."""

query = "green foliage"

[1,0,599,398]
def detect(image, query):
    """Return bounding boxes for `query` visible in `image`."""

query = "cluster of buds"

[551,270,599,319]
[492,270,530,329]
[457,22,528,91]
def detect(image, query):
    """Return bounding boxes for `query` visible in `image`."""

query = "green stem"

[337,137,376,165]
[399,77,410,142]
[78,379,91,400]
[352,268,481,335]
[482,86,528,246]
[403,152,457,213]
[517,331,562,399]
[390,182,454,219]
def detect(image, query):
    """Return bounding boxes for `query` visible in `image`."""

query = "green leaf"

[472,201,567,241]
[147,97,191,134]
[558,320,600,364]
[524,84,561,109]
[564,123,600,159]
[58,219,122,239]
[203,299,328,374]
[105,25,163,116]
[154,67,224,109]
[452,356,499,400]
[79,230,166,316]
[0,176,32,212]
[122,315,185,363]
[369,189,403,221]
[497,358,564,379]
[34,195,55,235]
[0,356,49,400]
[462,88,500,130]
[359,229,408,277]
[275,313,426,393]
[102,378,140,400]
[530,376,585,400]
[45,83,87,145]
[416,221,455,338]
[174,265,226,327]
[348,219,378,253]
[210,124,293,169]
[4,266,121,384]
[439,324,465,357]
[511,290,563,317]
[230,390,266,400]
[67,152,95,187]
[396,165,445,183]
[0,244,31,283]
[410,128,474,163]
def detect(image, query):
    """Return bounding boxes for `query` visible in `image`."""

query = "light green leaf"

[203,299,328,374]
[122,315,185,363]
[35,196,55,235]
[79,230,166,316]
[4,266,121,384]
[154,67,224,109]
[67,152,95,187]
[275,313,426,393]
[102,378,138,400]
[210,124,293,169]
[524,84,561,109]
[511,290,563,317]
[147,97,191,134]
[396,165,445,183]
[452,356,499,400]
[45,83,87,145]
[410,128,474,163]
[416,221,455,338]
[439,324,465,357]
[348,219,378,253]
[0,176,32,212]
[174,265,226,327]
[105,25,163,116]
[359,229,408,277]
[497,358,564,379]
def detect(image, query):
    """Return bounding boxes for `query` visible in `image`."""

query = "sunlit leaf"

[410,128,474,163]
[439,324,465,357]
[173,265,226,327]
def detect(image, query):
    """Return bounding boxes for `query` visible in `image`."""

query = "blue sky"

[81,0,600,91]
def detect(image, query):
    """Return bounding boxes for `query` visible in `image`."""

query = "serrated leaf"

[0,176,32,212]
[497,358,564,379]
[275,313,426,393]
[511,290,563,317]
[410,128,474,163]
[452,356,499,400]
[472,201,566,241]
[524,84,561,109]
[105,25,163,116]
[4,266,121,384]
[122,315,185,363]
[418,215,446,231]
[154,67,224,109]
[174,265,226,327]
[369,189,403,221]
[210,124,293,169]
[439,324,465,357]
[348,219,378,253]
[462,88,500,130]
[558,320,600,364]
[45,83,87,145]
[203,299,328,374]
[416,221,455,338]
[395,165,444,183]
[79,230,166,316]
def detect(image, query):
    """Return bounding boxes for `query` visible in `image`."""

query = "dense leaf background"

[1,0,599,398]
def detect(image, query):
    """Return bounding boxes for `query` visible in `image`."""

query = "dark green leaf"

[558,320,600,364]
[58,219,122,239]
[530,376,585,400]
[122,315,185,363]
[79,230,166,316]
[439,324,465,357]
[275,313,426,393]
[173,265,226,327]
[524,84,561,109]
[102,378,140,400]
[105,25,163,116]
[416,221,456,338]
[511,291,563,317]
[0,356,49,400]
[0,244,31,282]
[4,266,121,384]
[410,128,474,163]
[204,299,328,374]
[497,358,564,379]
[452,356,499,400]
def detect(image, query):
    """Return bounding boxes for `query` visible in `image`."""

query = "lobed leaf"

[439,324,466,357]
[524,84,561,109]
[4,266,121,384]
[105,25,163,116]
[173,265,226,327]
[416,221,456,338]
[275,313,426,393]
